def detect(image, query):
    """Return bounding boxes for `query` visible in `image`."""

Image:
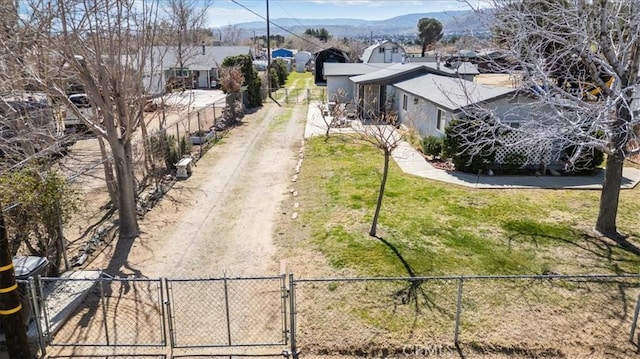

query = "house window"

[413,97,419,104]
[169,68,190,78]
[437,108,446,132]
[379,47,385,53]
[402,94,408,110]
[392,47,399,53]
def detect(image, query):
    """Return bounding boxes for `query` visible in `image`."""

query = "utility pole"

[0,210,32,358]
[266,0,271,94]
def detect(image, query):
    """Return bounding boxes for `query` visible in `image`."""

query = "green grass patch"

[285,71,316,89]
[297,136,640,276]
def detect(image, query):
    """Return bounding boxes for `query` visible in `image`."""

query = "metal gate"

[166,275,288,348]
[40,276,166,347]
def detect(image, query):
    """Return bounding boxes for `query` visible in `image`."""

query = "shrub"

[502,153,527,172]
[402,126,423,152]
[422,136,443,157]
[561,145,604,174]
[443,117,496,173]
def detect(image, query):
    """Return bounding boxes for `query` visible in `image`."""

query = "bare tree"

[222,25,244,46]
[464,0,640,238]
[314,89,350,140]
[164,0,211,68]
[351,102,403,237]
[22,0,163,239]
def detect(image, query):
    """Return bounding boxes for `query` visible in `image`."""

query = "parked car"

[65,93,95,131]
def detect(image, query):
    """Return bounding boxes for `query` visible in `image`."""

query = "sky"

[207,0,483,28]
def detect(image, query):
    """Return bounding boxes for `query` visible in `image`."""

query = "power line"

[228,0,325,50]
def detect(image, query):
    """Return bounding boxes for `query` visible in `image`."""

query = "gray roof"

[151,46,253,71]
[393,74,516,111]
[323,62,394,77]
[350,63,457,84]
[349,62,480,85]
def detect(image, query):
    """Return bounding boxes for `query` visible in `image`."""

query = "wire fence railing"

[12,271,640,358]
[290,274,640,358]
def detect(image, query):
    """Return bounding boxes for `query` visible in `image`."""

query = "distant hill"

[222,10,490,39]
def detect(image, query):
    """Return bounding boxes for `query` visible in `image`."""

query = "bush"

[222,55,262,108]
[443,118,496,173]
[422,136,443,157]
[562,145,604,174]
[502,153,527,172]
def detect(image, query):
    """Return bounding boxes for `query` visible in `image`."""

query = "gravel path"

[88,101,306,279]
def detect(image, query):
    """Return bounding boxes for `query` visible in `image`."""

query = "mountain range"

[222,10,490,39]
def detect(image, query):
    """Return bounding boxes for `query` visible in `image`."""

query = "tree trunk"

[595,152,624,237]
[139,116,154,175]
[98,137,119,209]
[369,149,390,237]
[0,211,33,359]
[110,140,140,239]
[421,42,427,57]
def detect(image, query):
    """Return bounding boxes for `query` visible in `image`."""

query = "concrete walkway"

[305,101,640,190]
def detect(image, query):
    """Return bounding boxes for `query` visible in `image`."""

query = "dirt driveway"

[87,100,306,279]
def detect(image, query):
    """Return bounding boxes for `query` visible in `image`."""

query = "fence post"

[281,274,288,345]
[454,276,464,346]
[175,124,180,157]
[306,89,310,104]
[197,111,202,157]
[162,278,173,348]
[630,293,640,344]
[223,274,232,346]
[285,89,289,104]
[161,278,176,351]
[98,279,110,345]
[37,275,51,342]
[213,103,217,128]
[28,277,46,356]
[289,273,298,359]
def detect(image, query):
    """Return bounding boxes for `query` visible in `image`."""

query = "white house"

[360,40,406,64]
[393,74,525,138]
[145,45,253,95]
[323,63,394,103]
[348,62,479,119]
[294,51,313,73]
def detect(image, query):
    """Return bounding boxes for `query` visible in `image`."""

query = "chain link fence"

[291,274,640,358]
[167,275,288,348]
[40,276,165,347]
[291,277,459,356]
[13,273,640,358]
[457,275,640,357]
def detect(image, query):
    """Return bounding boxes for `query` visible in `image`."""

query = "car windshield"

[69,95,90,108]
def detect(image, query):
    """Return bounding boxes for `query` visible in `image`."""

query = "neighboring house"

[313,47,350,84]
[294,51,313,73]
[272,48,294,59]
[323,63,394,103]
[253,60,268,71]
[360,40,406,64]
[147,45,253,94]
[393,74,526,138]
[344,62,479,119]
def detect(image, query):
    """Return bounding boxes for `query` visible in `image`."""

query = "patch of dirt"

[80,101,306,278]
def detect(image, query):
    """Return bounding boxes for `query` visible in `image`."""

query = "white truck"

[65,93,95,131]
